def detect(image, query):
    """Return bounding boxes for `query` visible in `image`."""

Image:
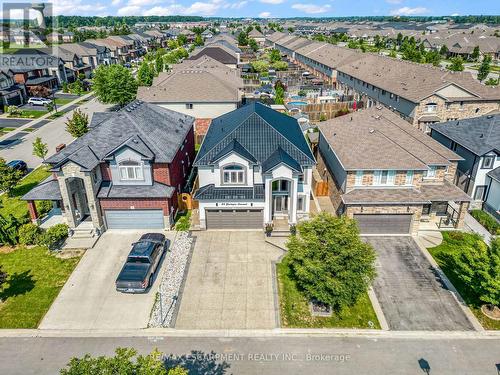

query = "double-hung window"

[423,166,437,179]
[222,165,245,184]
[405,170,414,185]
[482,155,495,169]
[119,160,144,181]
[355,170,363,186]
[373,170,395,186]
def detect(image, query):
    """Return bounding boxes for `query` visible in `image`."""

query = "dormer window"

[119,160,144,181]
[222,164,245,184]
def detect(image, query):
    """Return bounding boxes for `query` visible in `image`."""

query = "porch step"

[63,235,99,250]
[70,228,95,239]
[270,229,290,237]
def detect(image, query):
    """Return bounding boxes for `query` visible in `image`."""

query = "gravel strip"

[149,231,193,328]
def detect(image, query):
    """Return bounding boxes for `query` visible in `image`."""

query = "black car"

[7,160,28,174]
[115,233,169,293]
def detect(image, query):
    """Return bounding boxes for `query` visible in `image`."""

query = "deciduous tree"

[65,109,89,138]
[32,137,48,161]
[92,64,137,106]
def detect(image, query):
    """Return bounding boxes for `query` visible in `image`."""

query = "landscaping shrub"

[18,223,41,245]
[36,224,69,249]
[470,210,500,235]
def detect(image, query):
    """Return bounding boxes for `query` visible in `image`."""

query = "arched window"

[119,159,144,180]
[222,164,245,184]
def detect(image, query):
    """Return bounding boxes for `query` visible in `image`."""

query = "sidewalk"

[0,92,93,143]
[464,212,493,245]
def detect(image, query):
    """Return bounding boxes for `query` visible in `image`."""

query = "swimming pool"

[287,101,308,106]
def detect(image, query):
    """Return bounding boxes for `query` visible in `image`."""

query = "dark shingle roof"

[194,184,265,201]
[262,147,302,173]
[430,114,500,156]
[187,46,237,65]
[487,166,500,183]
[195,102,315,168]
[97,181,175,199]
[21,177,61,201]
[211,139,257,164]
[46,102,194,171]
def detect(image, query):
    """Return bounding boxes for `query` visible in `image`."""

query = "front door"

[273,195,289,215]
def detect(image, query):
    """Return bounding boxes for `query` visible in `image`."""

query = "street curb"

[367,286,389,330]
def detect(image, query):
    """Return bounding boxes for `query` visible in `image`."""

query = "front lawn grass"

[0,166,51,220]
[277,256,380,329]
[0,246,80,328]
[7,110,46,119]
[54,98,74,106]
[428,231,500,330]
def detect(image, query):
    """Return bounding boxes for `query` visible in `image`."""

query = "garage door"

[206,209,263,229]
[354,214,412,235]
[105,210,164,229]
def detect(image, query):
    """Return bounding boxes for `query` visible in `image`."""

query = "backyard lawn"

[277,256,380,329]
[0,246,80,328]
[428,231,500,330]
[0,166,51,220]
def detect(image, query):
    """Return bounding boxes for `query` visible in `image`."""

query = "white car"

[27,97,52,106]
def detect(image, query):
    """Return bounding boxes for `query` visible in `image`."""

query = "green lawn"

[428,231,500,330]
[54,98,74,106]
[277,256,380,329]
[48,112,64,120]
[0,166,51,220]
[0,246,80,328]
[0,127,15,136]
[7,110,46,119]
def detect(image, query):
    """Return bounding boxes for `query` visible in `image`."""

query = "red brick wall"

[168,127,195,211]
[99,198,171,215]
[152,163,169,185]
[100,163,112,181]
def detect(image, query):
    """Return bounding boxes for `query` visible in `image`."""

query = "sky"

[4,0,500,19]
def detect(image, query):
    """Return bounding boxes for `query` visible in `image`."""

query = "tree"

[65,109,89,138]
[269,49,281,63]
[477,55,492,81]
[194,33,203,47]
[248,38,258,52]
[60,347,188,375]
[138,62,155,86]
[32,137,48,161]
[448,57,465,71]
[485,77,499,86]
[177,34,188,46]
[237,31,248,46]
[274,85,284,105]
[250,60,269,73]
[92,64,137,106]
[471,46,480,61]
[439,44,449,56]
[286,213,376,309]
[0,158,23,196]
[481,238,500,307]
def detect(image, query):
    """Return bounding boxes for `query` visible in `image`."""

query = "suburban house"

[137,55,242,139]
[60,42,114,69]
[0,69,27,109]
[266,32,500,130]
[248,28,266,45]
[46,32,63,44]
[86,38,132,63]
[484,167,500,220]
[430,114,500,210]
[193,102,316,230]
[48,46,92,81]
[22,101,195,234]
[187,45,240,68]
[316,106,471,235]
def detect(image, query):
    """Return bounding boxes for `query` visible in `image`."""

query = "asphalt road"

[0,98,110,169]
[0,335,499,374]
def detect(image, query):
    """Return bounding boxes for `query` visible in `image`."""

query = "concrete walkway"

[464,212,493,245]
[416,230,443,248]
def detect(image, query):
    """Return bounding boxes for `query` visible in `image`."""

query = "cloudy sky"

[4,0,500,18]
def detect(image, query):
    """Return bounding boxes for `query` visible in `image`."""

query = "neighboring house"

[47,46,92,81]
[86,38,131,63]
[137,56,242,121]
[47,32,62,44]
[0,69,27,110]
[22,102,195,233]
[484,167,500,220]
[62,32,75,43]
[201,29,213,39]
[12,49,68,90]
[58,42,113,69]
[248,28,266,44]
[430,114,500,210]
[187,45,239,68]
[193,102,316,230]
[317,106,471,235]
[267,32,500,130]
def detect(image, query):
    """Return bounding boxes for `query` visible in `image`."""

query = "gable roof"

[45,102,194,171]
[262,147,302,173]
[430,114,500,156]
[211,139,257,164]
[187,46,237,65]
[318,106,462,171]
[195,102,315,168]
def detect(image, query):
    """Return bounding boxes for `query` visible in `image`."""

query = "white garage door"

[354,214,412,235]
[206,209,263,229]
[105,210,164,229]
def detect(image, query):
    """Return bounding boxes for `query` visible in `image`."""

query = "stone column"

[82,172,104,230]
[456,201,469,229]
[290,178,298,224]
[264,177,272,224]
[58,177,77,228]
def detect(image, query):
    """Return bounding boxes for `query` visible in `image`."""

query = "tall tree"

[286,213,376,309]
[477,55,492,81]
[137,62,155,86]
[65,109,89,138]
[0,158,23,196]
[32,137,48,161]
[471,46,480,61]
[448,57,465,71]
[92,65,137,106]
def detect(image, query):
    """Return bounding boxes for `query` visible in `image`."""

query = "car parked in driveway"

[115,233,169,293]
[7,160,28,174]
[27,97,52,106]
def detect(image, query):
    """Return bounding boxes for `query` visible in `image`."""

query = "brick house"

[316,106,471,235]
[22,102,195,234]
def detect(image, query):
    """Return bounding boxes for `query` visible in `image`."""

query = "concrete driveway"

[365,236,474,331]
[40,230,176,330]
[175,231,283,329]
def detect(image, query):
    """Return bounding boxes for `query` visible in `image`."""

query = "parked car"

[7,160,27,174]
[115,233,169,293]
[27,97,52,106]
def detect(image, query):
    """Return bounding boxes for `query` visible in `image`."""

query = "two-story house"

[430,114,500,210]
[60,43,113,70]
[317,106,471,235]
[22,101,195,233]
[193,102,316,230]
[0,69,27,110]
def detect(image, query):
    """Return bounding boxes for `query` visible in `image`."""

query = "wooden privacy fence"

[303,101,364,122]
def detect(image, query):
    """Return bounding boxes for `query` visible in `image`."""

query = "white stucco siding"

[158,102,237,119]
[472,154,500,198]
[216,153,254,187]
[486,178,500,210]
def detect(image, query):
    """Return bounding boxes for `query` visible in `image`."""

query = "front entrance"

[65,177,91,226]
[272,179,291,219]
[273,195,289,215]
